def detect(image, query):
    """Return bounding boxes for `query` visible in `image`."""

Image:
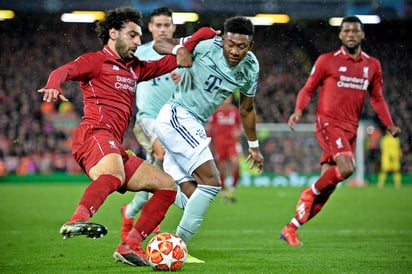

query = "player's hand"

[176,47,192,68]
[213,29,222,36]
[245,148,264,172]
[387,125,401,137]
[170,71,182,84]
[37,88,68,103]
[288,110,302,131]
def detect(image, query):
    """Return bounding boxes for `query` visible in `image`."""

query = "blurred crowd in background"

[0,15,410,176]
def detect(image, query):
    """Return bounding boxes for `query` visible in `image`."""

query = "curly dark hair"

[96,7,143,45]
[224,16,254,37]
[340,15,364,31]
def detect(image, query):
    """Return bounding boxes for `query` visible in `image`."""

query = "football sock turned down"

[176,185,221,243]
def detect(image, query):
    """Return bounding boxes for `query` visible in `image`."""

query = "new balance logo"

[338,66,347,72]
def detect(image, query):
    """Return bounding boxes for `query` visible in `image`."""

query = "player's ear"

[248,41,255,51]
[109,27,118,40]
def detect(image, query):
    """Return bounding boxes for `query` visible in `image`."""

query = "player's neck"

[344,45,361,59]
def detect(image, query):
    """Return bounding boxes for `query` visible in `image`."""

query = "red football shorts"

[213,141,240,162]
[72,124,144,192]
[315,117,356,165]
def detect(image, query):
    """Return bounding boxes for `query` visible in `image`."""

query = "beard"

[115,38,134,61]
[344,42,361,55]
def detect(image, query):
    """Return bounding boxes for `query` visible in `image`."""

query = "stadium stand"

[0,16,410,175]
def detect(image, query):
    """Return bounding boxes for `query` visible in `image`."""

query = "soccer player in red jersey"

[37,7,217,266]
[208,95,242,202]
[280,15,401,246]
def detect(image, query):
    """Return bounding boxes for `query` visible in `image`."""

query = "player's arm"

[368,61,401,137]
[140,27,220,78]
[153,27,220,55]
[239,93,263,172]
[288,57,324,130]
[37,53,99,102]
[37,64,73,102]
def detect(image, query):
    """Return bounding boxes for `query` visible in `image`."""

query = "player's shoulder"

[136,41,154,53]
[76,50,105,63]
[360,51,381,65]
[318,49,338,60]
[197,37,219,49]
[244,51,259,66]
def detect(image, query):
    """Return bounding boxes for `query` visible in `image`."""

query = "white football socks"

[176,185,221,243]
[126,191,150,218]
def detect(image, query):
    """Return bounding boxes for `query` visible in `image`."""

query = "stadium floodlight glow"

[256,14,290,24]
[72,11,105,20]
[172,12,199,24]
[247,14,290,26]
[0,10,15,20]
[61,11,105,23]
[329,15,381,26]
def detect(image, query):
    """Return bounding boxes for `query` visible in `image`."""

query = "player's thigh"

[127,161,176,192]
[192,159,221,187]
[88,153,125,181]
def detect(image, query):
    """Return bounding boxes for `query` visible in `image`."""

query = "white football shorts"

[156,103,213,184]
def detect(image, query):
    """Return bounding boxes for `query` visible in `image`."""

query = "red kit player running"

[37,7,217,266]
[280,15,401,246]
[208,95,242,202]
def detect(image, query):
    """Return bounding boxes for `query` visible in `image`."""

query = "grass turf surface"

[0,182,411,273]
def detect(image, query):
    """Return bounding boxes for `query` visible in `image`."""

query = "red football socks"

[68,174,122,223]
[126,189,176,244]
[313,166,344,193]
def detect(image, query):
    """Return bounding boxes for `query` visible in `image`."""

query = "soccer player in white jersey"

[154,16,264,260]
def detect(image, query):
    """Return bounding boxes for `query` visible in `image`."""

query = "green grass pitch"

[0,182,411,273]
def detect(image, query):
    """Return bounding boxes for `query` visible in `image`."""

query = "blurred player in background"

[38,6,216,267]
[154,16,264,261]
[208,95,242,203]
[377,129,402,189]
[281,15,401,246]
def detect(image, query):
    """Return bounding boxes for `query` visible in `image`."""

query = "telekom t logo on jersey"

[204,74,222,93]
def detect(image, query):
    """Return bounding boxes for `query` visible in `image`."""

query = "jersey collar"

[103,45,137,66]
[340,46,363,62]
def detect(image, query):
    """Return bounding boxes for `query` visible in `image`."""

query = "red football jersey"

[44,45,177,142]
[295,46,393,130]
[208,104,241,146]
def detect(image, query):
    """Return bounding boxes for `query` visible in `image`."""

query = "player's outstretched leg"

[60,220,108,240]
[279,187,316,246]
[280,185,335,246]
